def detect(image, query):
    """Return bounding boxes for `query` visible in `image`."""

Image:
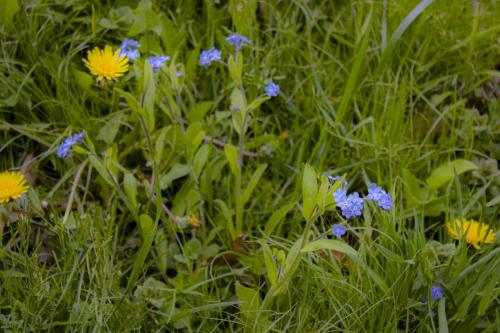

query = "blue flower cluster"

[337,191,364,219]
[57,132,84,158]
[431,286,444,301]
[265,80,280,97]
[147,56,170,73]
[226,33,251,51]
[367,183,392,210]
[332,224,347,238]
[331,179,392,219]
[199,47,221,67]
[119,39,140,61]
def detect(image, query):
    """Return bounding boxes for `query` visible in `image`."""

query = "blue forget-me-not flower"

[147,56,170,73]
[119,39,140,61]
[265,80,280,97]
[431,286,445,301]
[199,47,222,67]
[367,182,392,210]
[57,132,85,158]
[332,224,347,238]
[338,192,364,219]
[226,33,251,50]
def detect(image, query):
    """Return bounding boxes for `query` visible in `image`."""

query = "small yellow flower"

[447,218,496,249]
[83,45,129,81]
[0,171,29,204]
[187,215,202,228]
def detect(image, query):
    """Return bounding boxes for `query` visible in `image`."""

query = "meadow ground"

[0,0,499,332]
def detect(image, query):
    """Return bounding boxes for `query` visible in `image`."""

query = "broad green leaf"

[97,113,122,144]
[247,96,270,112]
[260,242,278,286]
[154,228,168,274]
[301,239,357,257]
[72,68,93,91]
[116,89,142,115]
[426,159,478,190]
[229,0,256,36]
[235,281,267,330]
[193,144,210,177]
[159,164,191,190]
[154,127,167,167]
[187,101,213,123]
[402,168,431,207]
[242,163,267,205]
[0,0,20,29]
[438,298,448,333]
[302,164,318,220]
[264,203,295,235]
[143,59,156,130]
[123,172,138,214]
[228,54,243,86]
[224,145,240,175]
[127,214,155,290]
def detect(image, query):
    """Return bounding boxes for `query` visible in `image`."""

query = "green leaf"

[264,203,295,235]
[224,145,240,175]
[72,68,93,91]
[260,242,278,286]
[116,89,142,115]
[159,163,191,190]
[242,163,267,205]
[123,172,138,214]
[97,113,122,144]
[426,159,478,190]
[229,0,256,36]
[143,59,156,130]
[235,281,267,330]
[187,101,213,123]
[302,164,318,220]
[154,127,167,167]
[247,96,270,112]
[301,239,357,257]
[193,144,210,177]
[228,54,243,86]
[127,214,156,290]
[438,298,448,333]
[402,168,431,207]
[0,0,20,29]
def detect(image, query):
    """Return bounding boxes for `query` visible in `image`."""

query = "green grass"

[1,0,499,331]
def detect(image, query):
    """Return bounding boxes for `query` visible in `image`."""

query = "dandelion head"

[83,45,129,81]
[332,224,347,238]
[147,56,170,73]
[265,80,280,97]
[447,218,496,249]
[0,171,29,204]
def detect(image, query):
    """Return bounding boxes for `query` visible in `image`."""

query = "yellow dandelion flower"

[447,218,496,249]
[0,171,29,204]
[83,45,129,81]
